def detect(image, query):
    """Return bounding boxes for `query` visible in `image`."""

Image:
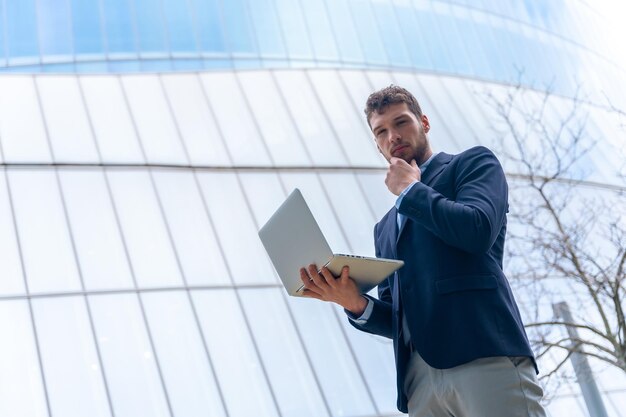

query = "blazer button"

[414,211,422,218]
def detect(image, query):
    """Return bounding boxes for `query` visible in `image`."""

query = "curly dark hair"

[364,85,423,128]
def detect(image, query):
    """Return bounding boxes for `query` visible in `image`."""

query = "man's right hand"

[299,265,368,316]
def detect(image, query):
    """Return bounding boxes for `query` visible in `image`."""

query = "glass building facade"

[0,1,624,417]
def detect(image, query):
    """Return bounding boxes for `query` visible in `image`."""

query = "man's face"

[369,102,431,165]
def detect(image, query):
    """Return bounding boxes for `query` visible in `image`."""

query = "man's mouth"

[392,145,408,156]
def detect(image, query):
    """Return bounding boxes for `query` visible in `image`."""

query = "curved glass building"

[0,1,624,417]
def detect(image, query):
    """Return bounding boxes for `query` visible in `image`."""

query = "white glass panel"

[273,70,347,166]
[238,172,286,227]
[318,173,376,256]
[237,72,310,166]
[35,76,99,162]
[333,304,397,412]
[141,291,227,417]
[0,76,52,162]
[9,170,81,293]
[196,172,276,285]
[0,300,48,417]
[392,72,460,153]
[79,76,145,163]
[200,72,272,166]
[0,171,25,295]
[286,296,376,416]
[239,288,329,417]
[448,77,493,144]
[339,69,374,113]
[120,75,188,165]
[32,296,111,417]
[413,74,473,152]
[307,70,381,166]
[152,170,230,286]
[106,170,183,288]
[89,293,169,417]
[160,74,230,166]
[59,169,134,291]
[356,172,395,221]
[363,70,395,91]
[279,172,350,255]
[192,289,279,417]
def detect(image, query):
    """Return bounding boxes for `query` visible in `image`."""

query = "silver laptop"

[258,188,404,296]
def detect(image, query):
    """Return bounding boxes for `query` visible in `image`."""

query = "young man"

[300,86,546,416]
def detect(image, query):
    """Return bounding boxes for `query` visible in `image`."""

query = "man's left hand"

[385,157,421,195]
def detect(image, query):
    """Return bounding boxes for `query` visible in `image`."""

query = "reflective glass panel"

[237,71,310,166]
[371,0,411,67]
[0,76,52,162]
[0,170,25,296]
[286,295,376,416]
[392,0,432,69]
[162,0,197,54]
[121,75,188,165]
[348,0,388,66]
[247,0,285,58]
[0,2,5,66]
[0,300,48,417]
[160,73,230,166]
[221,0,256,55]
[307,70,381,166]
[36,76,99,162]
[71,0,105,55]
[430,2,473,76]
[196,172,276,285]
[152,170,230,287]
[79,75,145,163]
[134,0,167,55]
[37,0,72,59]
[5,1,39,62]
[58,169,134,291]
[300,0,339,61]
[32,296,111,417]
[141,291,227,416]
[273,0,313,60]
[102,0,137,55]
[411,0,453,72]
[188,0,226,54]
[106,170,183,288]
[239,288,329,416]
[8,169,81,293]
[200,72,272,166]
[192,289,279,417]
[273,70,347,166]
[322,0,363,63]
[89,293,169,417]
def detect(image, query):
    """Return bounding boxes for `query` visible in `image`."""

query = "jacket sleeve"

[347,223,394,339]
[398,146,508,254]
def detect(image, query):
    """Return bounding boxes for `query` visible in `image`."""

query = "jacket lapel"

[396,152,453,243]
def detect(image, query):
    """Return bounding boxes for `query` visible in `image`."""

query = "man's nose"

[387,129,401,143]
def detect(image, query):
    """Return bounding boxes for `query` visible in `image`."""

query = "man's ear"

[421,114,430,133]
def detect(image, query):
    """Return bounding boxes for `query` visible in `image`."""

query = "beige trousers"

[404,351,547,417]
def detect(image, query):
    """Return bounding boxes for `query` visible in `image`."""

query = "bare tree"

[483,84,626,392]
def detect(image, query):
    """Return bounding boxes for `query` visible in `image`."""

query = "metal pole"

[553,301,609,417]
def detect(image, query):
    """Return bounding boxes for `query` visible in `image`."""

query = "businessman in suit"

[300,85,546,416]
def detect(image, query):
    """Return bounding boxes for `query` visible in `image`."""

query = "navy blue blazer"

[350,146,534,413]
